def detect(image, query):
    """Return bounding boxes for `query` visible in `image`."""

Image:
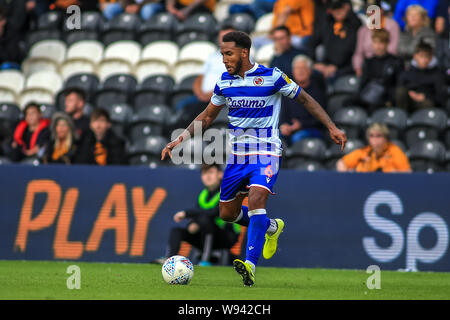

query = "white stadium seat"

[252,13,274,38]
[134,60,171,82]
[172,59,204,83]
[0,70,25,104]
[66,40,104,64]
[255,42,275,66]
[141,41,179,67]
[18,71,62,108]
[178,41,217,64]
[22,40,67,76]
[103,40,141,66]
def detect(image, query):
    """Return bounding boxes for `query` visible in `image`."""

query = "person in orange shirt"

[336,122,411,173]
[272,0,315,50]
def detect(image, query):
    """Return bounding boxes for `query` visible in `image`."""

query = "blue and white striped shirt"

[210,63,301,156]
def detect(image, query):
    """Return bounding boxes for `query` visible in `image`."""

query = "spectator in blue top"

[393,0,439,30]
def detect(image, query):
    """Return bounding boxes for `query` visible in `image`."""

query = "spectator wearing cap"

[397,4,437,61]
[307,0,362,81]
[352,0,400,77]
[393,0,439,30]
[10,103,50,162]
[63,88,90,140]
[42,112,78,164]
[74,108,126,165]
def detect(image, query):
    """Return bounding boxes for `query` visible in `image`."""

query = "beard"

[229,58,242,75]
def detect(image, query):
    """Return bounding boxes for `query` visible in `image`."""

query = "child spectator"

[74,108,126,165]
[42,112,78,164]
[352,0,400,77]
[396,42,445,112]
[357,29,404,111]
[10,102,50,162]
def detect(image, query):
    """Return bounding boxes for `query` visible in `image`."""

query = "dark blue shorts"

[219,154,281,202]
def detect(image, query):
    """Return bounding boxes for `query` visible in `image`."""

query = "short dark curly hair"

[222,31,252,50]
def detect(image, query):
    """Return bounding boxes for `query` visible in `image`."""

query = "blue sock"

[233,205,249,227]
[245,209,270,266]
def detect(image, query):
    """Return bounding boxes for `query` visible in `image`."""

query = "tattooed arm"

[296,89,347,150]
[161,102,223,160]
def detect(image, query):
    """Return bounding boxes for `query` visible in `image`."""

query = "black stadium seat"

[131,104,171,125]
[0,103,21,142]
[324,138,364,169]
[287,159,325,171]
[138,74,175,94]
[407,140,446,172]
[95,74,137,109]
[175,31,210,48]
[405,108,448,148]
[26,30,62,49]
[221,13,255,34]
[333,106,368,139]
[286,138,327,161]
[38,11,63,30]
[175,12,218,38]
[369,107,408,140]
[101,13,141,46]
[128,122,164,142]
[138,12,179,44]
[127,136,169,156]
[103,103,134,124]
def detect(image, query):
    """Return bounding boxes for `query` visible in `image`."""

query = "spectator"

[0,5,25,68]
[153,164,240,266]
[279,55,327,145]
[357,29,404,111]
[336,122,411,172]
[100,0,164,21]
[42,112,78,164]
[352,0,400,76]
[171,25,234,128]
[63,88,90,140]
[307,0,362,81]
[228,0,275,20]
[393,0,439,30]
[74,108,126,165]
[51,0,99,11]
[272,0,315,50]
[166,0,216,21]
[434,0,449,38]
[10,103,50,162]
[397,4,436,61]
[395,42,446,112]
[269,26,307,80]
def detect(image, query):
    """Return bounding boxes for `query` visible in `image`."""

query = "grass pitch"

[0,260,449,300]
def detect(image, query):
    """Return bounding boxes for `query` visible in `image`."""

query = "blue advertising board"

[0,164,449,271]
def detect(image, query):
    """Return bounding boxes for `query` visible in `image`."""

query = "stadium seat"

[407,140,446,164]
[128,154,166,168]
[22,40,67,76]
[0,70,25,104]
[404,108,448,148]
[287,159,325,171]
[65,40,104,65]
[101,13,141,46]
[137,74,175,94]
[222,13,255,34]
[286,138,327,161]
[175,31,210,48]
[134,60,171,82]
[324,138,364,169]
[332,106,368,139]
[175,12,218,38]
[134,91,168,109]
[103,103,134,125]
[255,42,275,66]
[0,156,12,165]
[169,75,198,109]
[103,40,142,66]
[325,94,354,117]
[330,75,360,96]
[138,12,179,39]
[444,120,450,149]
[127,136,169,156]
[64,30,100,47]
[172,60,203,83]
[63,73,100,103]
[0,103,21,123]
[39,103,56,119]
[26,30,62,49]
[409,159,444,173]
[79,11,105,31]
[19,71,62,108]
[391,139,407,152]
[95,74,137,108]
[131,104,171,125]
[128,122,164,142]
[60,61,96,81]
[251,13,274,38]
[20,156,41,166]
[141,41,179,67]
[369,107,408,140]
[37,11,63,30]
[178,41,217,64]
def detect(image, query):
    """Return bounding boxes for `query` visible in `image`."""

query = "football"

[161,255,194,285]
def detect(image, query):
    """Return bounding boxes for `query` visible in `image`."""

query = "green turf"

[0,260,449,300]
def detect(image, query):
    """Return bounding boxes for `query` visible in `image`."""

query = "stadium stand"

[0,1,448,173]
